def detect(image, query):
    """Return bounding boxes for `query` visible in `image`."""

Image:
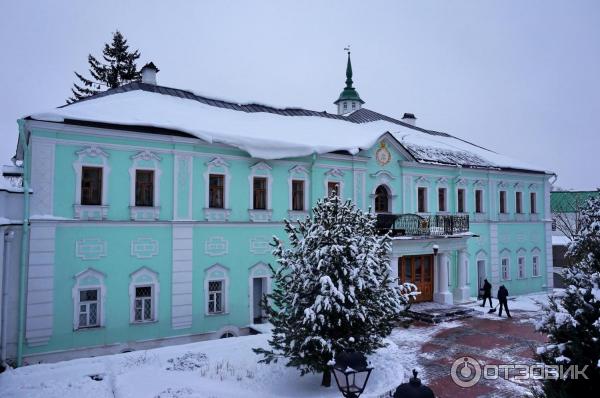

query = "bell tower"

[334,49,365,115]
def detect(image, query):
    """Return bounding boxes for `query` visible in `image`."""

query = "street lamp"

[432,244,439,256]
[330,350,373,398]
[393,369,435,398]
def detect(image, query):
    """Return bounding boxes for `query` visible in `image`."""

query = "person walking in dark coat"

[497,285,511,318]
[480,279,493,308]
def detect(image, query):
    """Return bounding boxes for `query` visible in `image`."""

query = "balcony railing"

[376,213,470,237]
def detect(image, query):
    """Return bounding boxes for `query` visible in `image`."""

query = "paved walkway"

[415,309,547,397]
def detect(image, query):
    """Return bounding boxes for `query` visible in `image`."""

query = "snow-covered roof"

[26,82,549,173]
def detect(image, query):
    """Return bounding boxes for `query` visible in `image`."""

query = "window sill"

[515,213,528,222]
[130,320,158,325]
[498,213,510,221]
[205,312,229,317]
[529,214,540,222]
[203,208,232,222]
[75,325,104,332]
[74,205,109,220]
[130,206,160,221]
[248,209,273,222]
[287,210,309,221]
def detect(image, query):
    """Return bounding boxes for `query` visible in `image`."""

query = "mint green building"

[2,56,554,364]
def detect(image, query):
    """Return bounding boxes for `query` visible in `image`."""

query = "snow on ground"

[1,332,410,398]
[467,289,561,322]
[388,320,463,382]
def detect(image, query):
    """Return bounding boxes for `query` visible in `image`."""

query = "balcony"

[376,213,470,237]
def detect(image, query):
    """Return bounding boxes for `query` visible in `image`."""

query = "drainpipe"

[310,152,317,206]
[1,229,15,362]
[17,121,30,367]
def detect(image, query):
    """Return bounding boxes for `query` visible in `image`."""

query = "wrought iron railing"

[376,213,470,237]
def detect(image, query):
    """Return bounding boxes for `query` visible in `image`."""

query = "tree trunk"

[321,369,332,387]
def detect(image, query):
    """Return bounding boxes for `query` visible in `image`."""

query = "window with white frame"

[457,188,466,213]
[288,165,310,215]
[438,187,447,212]
[208,280,224,314]
[78,289,99,328]
[417,187,428,213]
[515,191,523,214]
[501,257,510,280]
[74,146,110,214]
[499,191,507,213]
[475,189,484,213]
[292,180,305,211]
[134,286,154,322]
[73,268,105,330]
[518,256,525,278]
[205,264,229,315]
[532,255,540,276]
[328,181,341,197]
[129,267,159,323]
[530,192,537,214]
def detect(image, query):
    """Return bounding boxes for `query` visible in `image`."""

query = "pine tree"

[254,194,416,387]
[535,192,600,396]
[67,31,141,104]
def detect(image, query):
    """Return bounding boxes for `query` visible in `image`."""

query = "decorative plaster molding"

[76,238,107,260]
[436,177,449,185]
[250,236,271,255]
[414,176,430,184]
[497,181,509,189]
[205,156,230,168]
[473,179,486,187]
[131,237,159,259]
[454,177,468,186]
[131,150,161,162]
[370,170,396,180]
[324,168,345,178]
[248,209,273,222]
[205,236,229,256]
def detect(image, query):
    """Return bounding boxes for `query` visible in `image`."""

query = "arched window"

[374,185,390,213]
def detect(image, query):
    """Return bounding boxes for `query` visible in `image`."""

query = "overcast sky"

[1,1,598,189]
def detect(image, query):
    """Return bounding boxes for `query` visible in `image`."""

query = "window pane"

[530,193,536,213]
[135,170,154,207]
[253,177,267,210]
[500,191,506,213]
[144,298,152,320]
[418,188,427,213]
[89,303,98,325]
[209,174,225,208]
[80,289,98,302]
[209,281,222,292]
[136,286,152,297]
[81,167,102,205]
[374,185,389,213]
[516,192,522,213]
[475,190,483,213]
[215,293,222,312]
[135,307,142,321]
[457,189,465,213]
[328,182,340,197]
[79,313,87,327]
[438,188,446,212]
[292,180,304,211]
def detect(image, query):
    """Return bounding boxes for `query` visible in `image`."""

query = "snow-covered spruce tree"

[254,194,415,387]
[535,193,600,397]
[67,31,141,104]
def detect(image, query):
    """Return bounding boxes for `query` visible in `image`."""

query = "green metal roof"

[334,52,364,105]
[551,191,600,213]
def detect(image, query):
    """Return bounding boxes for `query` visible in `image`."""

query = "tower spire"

[334,47,364,115]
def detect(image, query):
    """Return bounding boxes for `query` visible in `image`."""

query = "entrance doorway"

[252,277,267,324]
[477,260,486,298]
[398,255,434,302]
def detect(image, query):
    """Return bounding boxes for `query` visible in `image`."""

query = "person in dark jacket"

[497,285,511,318]
[480,279,493,308]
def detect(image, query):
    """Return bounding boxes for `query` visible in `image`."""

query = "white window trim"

[473,181,486,215]
[437,186,448,213]
[248,161,273,222]
[416,185,428,214]
[73,146,110,219]
[203,157,232,221]
[370,170,397,214]
[324,168,345,199]
[129,150,162,221]
[517,256,526,279]
[500,255,511,281]
[456,187,467,214]
[288,165,310,218]
[532,247,542,277]
[129,267,159,323]
[205,263,230,316]
[72,268,106,330]
[248,262,272,324]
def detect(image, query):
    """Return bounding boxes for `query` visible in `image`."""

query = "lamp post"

[330,351,373,398]
[432,244,439,257]
[393,369,435,398]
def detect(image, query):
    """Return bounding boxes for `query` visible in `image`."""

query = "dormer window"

[343,102,348,110]
[352,101,356,109]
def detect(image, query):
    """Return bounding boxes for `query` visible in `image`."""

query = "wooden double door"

[398,255,434,302]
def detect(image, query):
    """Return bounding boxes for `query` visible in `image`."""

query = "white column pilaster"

[454,249,470,302]
[434,252,453,305]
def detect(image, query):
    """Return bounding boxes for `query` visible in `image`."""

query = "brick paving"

[415,309,547,398]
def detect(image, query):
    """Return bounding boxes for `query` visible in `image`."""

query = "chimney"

[401,113,417,126]
[141,62,159,85]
